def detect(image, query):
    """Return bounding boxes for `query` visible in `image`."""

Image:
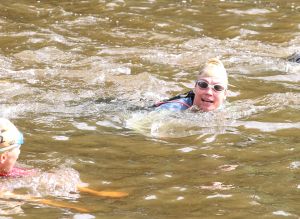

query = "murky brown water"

[0,0,300,218]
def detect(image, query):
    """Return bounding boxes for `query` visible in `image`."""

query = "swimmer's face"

[0,147,20,173]
[193,77,227,112]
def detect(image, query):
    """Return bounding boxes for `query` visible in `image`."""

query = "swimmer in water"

[154,58,228,112]
[0,118,127,212]
[0,118,29,177]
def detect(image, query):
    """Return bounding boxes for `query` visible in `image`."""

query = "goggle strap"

[0,144,21,153]
[0,132,23,153]
[0,131,23,145]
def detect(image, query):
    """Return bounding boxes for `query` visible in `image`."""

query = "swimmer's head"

[0,118,23,173]
[198,58,228,88]
[193,58,228,112]
[0,118,23,148]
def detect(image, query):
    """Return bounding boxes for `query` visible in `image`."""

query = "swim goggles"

[0,131,23,153]
[196,80,226,92]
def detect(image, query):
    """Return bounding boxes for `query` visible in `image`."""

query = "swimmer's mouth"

[201,98,213,103]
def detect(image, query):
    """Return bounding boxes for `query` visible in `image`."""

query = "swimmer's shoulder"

[153,91,194,111]
[0,167,36,178]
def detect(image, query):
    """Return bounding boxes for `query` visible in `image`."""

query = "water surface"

[0,0,299,218]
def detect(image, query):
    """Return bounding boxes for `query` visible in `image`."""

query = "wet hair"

[198,58,228,87]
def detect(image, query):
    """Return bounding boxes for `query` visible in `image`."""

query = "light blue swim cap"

[16,131,24,145]
[0,131,23,153]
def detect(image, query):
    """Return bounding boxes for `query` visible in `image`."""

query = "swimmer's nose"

[205,87,214,95]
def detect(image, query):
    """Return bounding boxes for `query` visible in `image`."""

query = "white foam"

[227,8,271,15]
[145,195,157,200]
[73,213,96,219]
[177,147,196,153]
[52,135,69,141]
[289,161,300,169]
[236,121,300,132]
[206,194,232,199]
[73,122,96,130]
[273,211,292,216]
[96,120,122,129]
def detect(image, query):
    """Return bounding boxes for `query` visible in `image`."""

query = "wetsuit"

[153,90,195,111]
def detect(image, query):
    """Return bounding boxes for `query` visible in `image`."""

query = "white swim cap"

[0,118,23,148]
[198,58,228,87]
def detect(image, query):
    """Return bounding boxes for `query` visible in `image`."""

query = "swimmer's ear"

[0,153,8,164]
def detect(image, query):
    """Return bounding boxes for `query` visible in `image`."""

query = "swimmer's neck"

[0,166,13,174]
[0,170,10,174]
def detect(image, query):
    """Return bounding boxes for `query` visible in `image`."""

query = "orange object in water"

[0,192,90,213]
[36,198,90,213]
[78,186,129,198]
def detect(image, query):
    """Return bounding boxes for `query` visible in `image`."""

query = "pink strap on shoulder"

[0,167,35,177]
